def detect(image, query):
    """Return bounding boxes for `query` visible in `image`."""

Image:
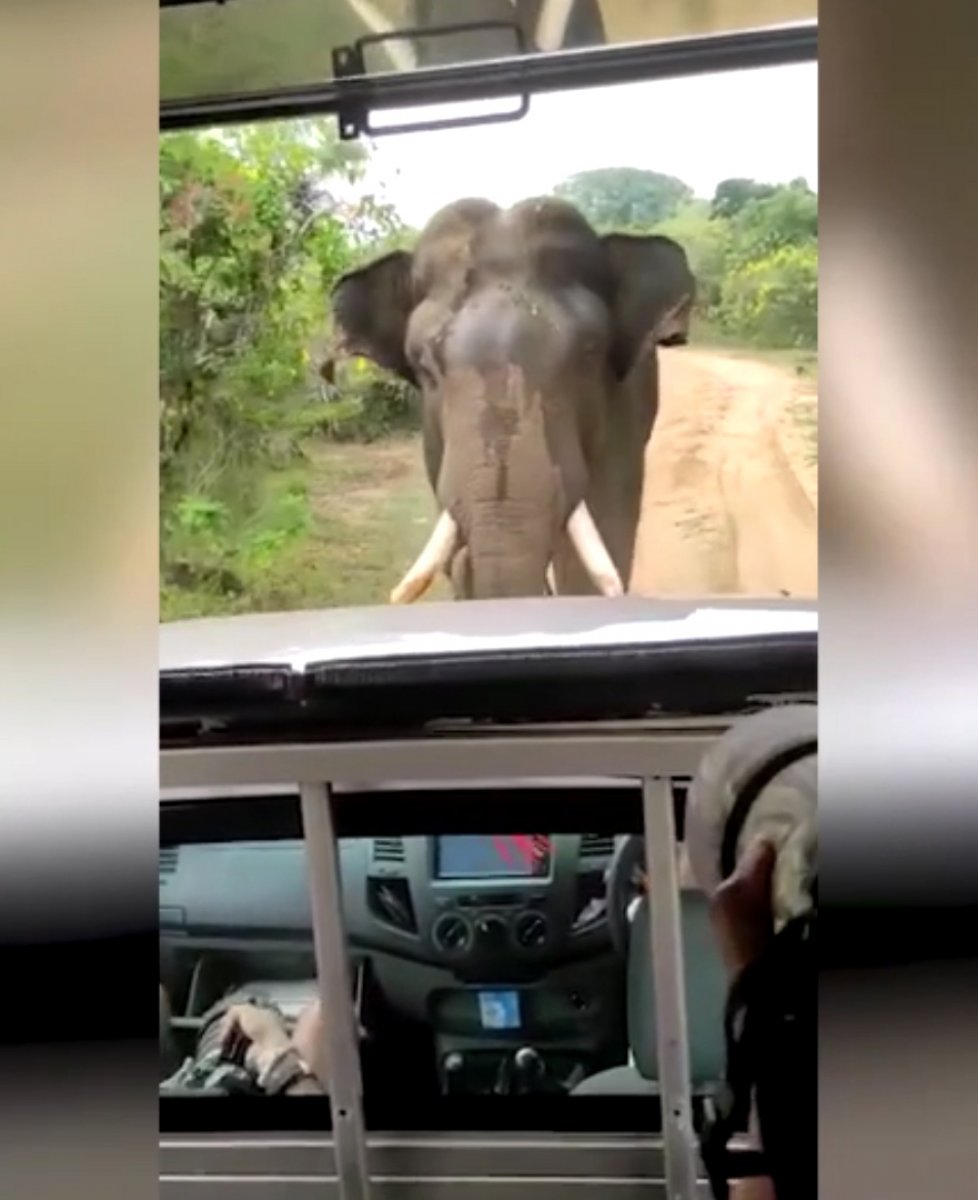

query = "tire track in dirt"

[631,349,818,598]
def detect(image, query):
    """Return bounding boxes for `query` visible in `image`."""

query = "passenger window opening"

[159,774,724,1131]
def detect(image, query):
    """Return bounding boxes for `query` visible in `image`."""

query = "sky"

[359,62,817,227]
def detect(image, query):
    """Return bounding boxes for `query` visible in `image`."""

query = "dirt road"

[630,348,818,598]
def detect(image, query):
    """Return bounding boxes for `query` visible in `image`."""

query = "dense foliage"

[159,122,416,615]
[556,168,817,349]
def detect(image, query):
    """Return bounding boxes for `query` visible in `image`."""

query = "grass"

[161,435,442,621]
[301,437,450,606]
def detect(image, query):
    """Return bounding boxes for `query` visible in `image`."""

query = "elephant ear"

[602,234,695,379]
[329,250,416,384]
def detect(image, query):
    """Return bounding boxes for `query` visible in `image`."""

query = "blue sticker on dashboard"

[478,990,521,1031]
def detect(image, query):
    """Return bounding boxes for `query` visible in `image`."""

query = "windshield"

[160,58,817,620]
[161,0,818,102]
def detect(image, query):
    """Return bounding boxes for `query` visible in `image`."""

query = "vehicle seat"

[572,892,726,1096]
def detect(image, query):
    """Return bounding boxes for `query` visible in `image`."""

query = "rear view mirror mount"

[333,18,531,139]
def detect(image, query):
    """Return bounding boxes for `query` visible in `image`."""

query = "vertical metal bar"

[300,782,371,1200]
[642,776,699,1200]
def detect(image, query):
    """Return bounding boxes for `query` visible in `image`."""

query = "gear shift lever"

[443,1051,465,1096]
[514,1046,564,1095]
[513,1046,545,1094]
[494,1046,564,1095]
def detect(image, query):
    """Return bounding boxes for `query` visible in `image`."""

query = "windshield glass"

[160,61,817,620]
[161,0,817,102]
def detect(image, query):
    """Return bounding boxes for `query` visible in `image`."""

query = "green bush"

[725,183,817,268]
[159,120,412,617]
[311,358,419,442]
[719,242,817,349]
[618,176,818,349]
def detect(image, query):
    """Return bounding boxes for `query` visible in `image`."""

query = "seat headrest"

[628,893,727,1088]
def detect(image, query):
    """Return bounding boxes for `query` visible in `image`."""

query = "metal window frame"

[161,720,735,1200]
[160,19,817,130]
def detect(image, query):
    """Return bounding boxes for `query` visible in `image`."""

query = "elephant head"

[329,196,694,601]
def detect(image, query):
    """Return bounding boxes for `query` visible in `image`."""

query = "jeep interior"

[160,598,816,1198]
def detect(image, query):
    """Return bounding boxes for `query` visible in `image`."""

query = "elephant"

[328,196,694,602]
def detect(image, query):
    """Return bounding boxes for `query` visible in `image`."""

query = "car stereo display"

[435,835,552,880]
[477,990,521,1031]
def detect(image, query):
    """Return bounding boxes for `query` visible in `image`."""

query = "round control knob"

[515,1046,544,1075]
[475,914,509,949]
[443,1051,464,1076]
[432,912,473,956]
[514,910,549,950]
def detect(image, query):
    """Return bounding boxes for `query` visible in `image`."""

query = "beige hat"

[685,705,817,929]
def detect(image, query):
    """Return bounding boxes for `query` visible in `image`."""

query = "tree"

[160,123,362,498]
[710,177,777,219]
[727,180,817,267]
[554,167,693,231]
[159,120,411,606]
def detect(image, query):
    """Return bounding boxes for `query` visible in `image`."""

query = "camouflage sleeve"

[159,1049,259,1096]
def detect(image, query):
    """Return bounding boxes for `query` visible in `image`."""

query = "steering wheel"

[606,834,648,957]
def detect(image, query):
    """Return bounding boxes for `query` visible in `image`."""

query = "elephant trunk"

[388,499,624,603]
[464,497,554,599]
[389,365,625,602]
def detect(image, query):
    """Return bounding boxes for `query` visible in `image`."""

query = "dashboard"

[159,832,617,978]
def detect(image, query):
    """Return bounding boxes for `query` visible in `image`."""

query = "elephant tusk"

[390,511,458,604]
[566,502,625,597]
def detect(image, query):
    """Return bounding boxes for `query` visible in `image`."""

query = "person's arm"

[220,1002,329,1096]
[708,839,778,1197]
[252,1043,325,1096]
[283,1074,323,1096]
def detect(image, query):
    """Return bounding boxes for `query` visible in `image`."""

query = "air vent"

[581,833,614,858]
[159,846,179,879]
[367,878,417,934]
[372,837,405,863]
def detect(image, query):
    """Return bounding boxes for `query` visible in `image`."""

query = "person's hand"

[710,836,777,976]
[290,999,328,1082]
[219,1003,293,1078]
